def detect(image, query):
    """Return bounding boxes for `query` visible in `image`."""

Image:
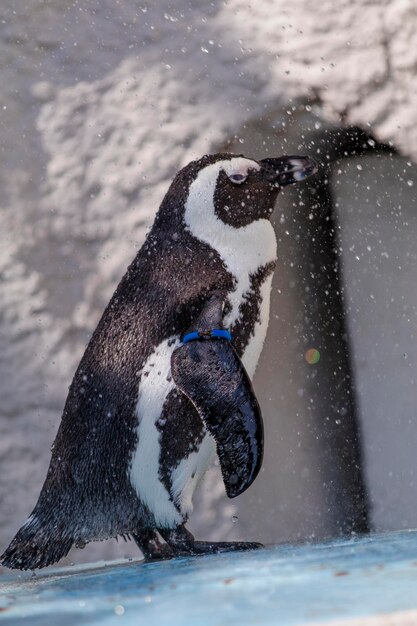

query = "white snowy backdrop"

[1,0,417,568]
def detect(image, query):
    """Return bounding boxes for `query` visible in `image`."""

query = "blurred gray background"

[1,0,417,569]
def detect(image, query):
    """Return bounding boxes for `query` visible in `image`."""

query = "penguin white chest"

[129,337,184,528]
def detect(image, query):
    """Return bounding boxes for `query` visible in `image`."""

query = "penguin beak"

[260,156,318,186]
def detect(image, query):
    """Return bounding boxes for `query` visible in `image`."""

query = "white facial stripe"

[223,157,260,178]
[184,159,277,328]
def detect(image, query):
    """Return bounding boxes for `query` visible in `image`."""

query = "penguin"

[1,152,317,569]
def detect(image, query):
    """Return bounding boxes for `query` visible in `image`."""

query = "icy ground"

[1,531,417,626]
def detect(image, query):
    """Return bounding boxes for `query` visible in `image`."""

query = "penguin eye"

[228,173,248,185]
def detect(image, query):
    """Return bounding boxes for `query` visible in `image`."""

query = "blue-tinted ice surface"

[1,531,417,626]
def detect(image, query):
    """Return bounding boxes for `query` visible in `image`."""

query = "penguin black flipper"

[171,293,263,498]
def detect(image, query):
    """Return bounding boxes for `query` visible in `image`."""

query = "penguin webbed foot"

[132,529,174,561]
[159,524,263,557]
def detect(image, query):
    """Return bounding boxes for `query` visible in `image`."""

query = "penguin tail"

[1,511,73,571]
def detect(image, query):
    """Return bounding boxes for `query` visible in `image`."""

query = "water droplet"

[114,605,125,616]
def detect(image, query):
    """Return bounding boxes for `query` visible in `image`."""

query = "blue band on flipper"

[182,329,232,344]
[211,330,232,340]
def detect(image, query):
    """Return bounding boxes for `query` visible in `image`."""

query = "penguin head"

[166,153,318,230]
[214,154,318,227]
